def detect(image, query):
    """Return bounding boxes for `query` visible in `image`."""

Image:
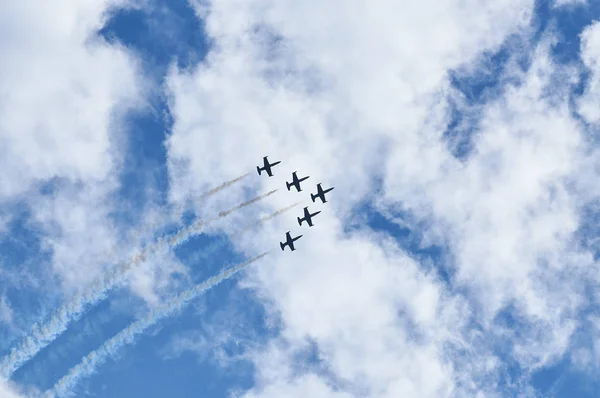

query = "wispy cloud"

[0,296,13,327]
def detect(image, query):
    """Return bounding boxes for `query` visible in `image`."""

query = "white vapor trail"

[0,187,277,379]
[43,252,269,398]
[101,174,251,265]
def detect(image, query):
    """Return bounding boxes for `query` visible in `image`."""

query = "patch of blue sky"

[10,291,137,391]
[530,357,599,397]
[67,262,274,398]
[494,301,600,397]
[98,0,210,231]
[345,183,452,288]
[445,32,529,160]
[536,0,600,66]
[0,205,58,354]
[13,235,251,394]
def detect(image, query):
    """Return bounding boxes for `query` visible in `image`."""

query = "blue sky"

[2,0,600,397]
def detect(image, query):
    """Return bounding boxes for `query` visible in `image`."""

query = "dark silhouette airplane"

[311,183,335,203]
[256,156,281,177]
[286,171,310,192]
[297,206,321,227]
[280,231,303,251]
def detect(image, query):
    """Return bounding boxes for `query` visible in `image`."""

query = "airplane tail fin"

[280,242,286,251]
[310,193,317,202]
[256,166,262,175]
[286,182,292,191]
[297,217,303,226]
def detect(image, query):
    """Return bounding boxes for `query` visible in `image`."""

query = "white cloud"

[553,0,587,6]
[0,1,143,200]
[243,372,354,398]
[127,250,189,306]
[164,0,600,396]
[578,21,600,124]
[0,0,150,292]
[0,296,13,327]
[0,378,26,398]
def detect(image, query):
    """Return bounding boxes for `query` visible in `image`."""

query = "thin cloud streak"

[43,252,270,398]
[0,187,277,380]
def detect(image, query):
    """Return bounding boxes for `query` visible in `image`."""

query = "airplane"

[311,183,335,203]
[286,171,310,192]
[280,231,303,251]
[297,206,321,227]
[256,156,281,177]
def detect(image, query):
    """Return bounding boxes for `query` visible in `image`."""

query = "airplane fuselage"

[311,184,334,203]
[286,172,310,192]
[297,207,321,227]
[257,156,281,177]
[280,232,302,251]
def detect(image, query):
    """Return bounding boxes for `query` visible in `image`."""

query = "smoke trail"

[0,189,277,379]
[164,188,279,248]
[189,173,250,205]
[43,252,269,398]
[238,201,302,235]
[173,202,301,271]
[102,173,251,260]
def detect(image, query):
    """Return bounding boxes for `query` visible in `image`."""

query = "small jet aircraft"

[286,171,310,192]
[297,206,321,227]
[280,231,303,251]
[311,183,335,203]
[256,156,281,177]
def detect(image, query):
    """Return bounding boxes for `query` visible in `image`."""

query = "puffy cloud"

[0,0,168,300]
[0,1,143,200]
[0,378,25,398]
[164,0,600,396]
[0,0,148,291]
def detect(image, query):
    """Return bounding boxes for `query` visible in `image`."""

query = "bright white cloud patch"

[578,21,600,124]
[0,378,26,398]
[0,1,142,199]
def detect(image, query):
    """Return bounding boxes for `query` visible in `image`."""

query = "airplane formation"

[257,156,334,252]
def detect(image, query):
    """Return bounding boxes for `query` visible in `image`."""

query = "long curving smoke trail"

[43,252,270,398]
[0,187,278,379]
